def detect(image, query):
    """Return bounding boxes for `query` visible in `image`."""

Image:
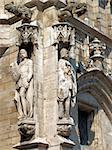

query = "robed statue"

[58,48,77,120]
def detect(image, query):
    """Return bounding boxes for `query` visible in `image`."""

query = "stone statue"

[10,49,33,119]
[58,48,76,120]
[5,2,32,23]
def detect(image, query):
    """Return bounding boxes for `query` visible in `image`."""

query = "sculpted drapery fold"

[58,48,76,120]
[57,47,77,137]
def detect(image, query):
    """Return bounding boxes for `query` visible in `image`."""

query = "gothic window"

[99,0,108,9]
[78,104,94,145]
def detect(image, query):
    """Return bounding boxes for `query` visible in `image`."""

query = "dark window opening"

[78,107,94,145]
[78,109,88,145]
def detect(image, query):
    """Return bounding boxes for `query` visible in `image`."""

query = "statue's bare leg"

[27,80,33,118]
[58,101,64,119]
[20,87,27,117]
[14,90,23,119]
[65,98,70,119]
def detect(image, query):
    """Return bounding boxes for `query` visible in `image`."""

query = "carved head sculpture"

[5,2,16,13]
[19,49,28,61]
[60,48,69,60]
[66,0,75,4]
[5,2,32,23]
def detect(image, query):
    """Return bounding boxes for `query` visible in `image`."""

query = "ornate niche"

[52,22,77,138]
[16,23,38,142]
[8,3,39,141]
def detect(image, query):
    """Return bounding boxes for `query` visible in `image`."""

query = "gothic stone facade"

[0,0,112,150]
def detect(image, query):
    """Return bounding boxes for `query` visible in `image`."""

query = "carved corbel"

[57,117,74,137]
[18,119,35,142]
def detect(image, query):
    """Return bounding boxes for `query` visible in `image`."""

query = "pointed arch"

[77,70,112,123]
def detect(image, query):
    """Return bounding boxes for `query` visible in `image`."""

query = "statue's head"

[5,2,14,11]
[60,48,69,60]
[19,49,28,60]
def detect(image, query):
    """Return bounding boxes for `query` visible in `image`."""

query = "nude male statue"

[10,49,33,119]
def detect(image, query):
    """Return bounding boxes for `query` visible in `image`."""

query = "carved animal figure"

[5,2,32,23]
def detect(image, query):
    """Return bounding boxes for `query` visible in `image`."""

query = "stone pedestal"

[50,135,75,150]
[13,138,48,150]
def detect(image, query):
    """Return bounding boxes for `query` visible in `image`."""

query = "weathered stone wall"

[99,109,112,150]
[0,46,19,150]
